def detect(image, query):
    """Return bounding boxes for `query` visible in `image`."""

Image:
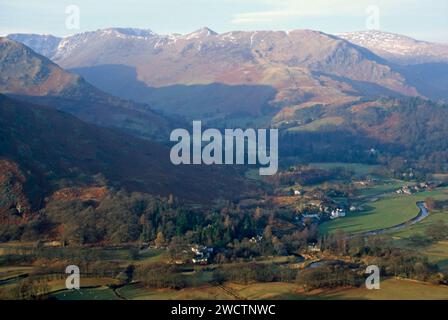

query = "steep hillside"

[0,94,247,212]
[280,97,448,172]
[0,37,172,141]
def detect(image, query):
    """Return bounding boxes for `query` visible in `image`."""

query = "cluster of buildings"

[396,182,430,195]
[249,235,263,244]
[298,206,349,222]
[191,245,214,265]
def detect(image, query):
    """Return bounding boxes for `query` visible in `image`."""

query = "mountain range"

[7,28,448,127]
[0,35,254,218]
[2,27,448,216]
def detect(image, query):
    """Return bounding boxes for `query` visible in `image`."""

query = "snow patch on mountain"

[338,30,448,65]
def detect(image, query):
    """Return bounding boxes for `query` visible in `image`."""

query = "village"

[395,182,439,195]
[288,186,356,225]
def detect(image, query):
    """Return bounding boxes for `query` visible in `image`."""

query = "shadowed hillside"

[0,37,173,141]
[0,94,248,214]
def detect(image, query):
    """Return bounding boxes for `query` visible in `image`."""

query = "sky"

[1,0,447,43]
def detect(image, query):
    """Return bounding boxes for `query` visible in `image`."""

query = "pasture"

[319,188,448,235]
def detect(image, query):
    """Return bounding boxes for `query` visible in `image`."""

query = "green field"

[319,189,448,235]
[392,208,448,272]
[356,180,404,198]
[393,208,448,239]
[136,248,169,264]
[52,287,119,300]
[421,241,448,271]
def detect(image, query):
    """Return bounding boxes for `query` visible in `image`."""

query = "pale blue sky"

[1,0,447,43]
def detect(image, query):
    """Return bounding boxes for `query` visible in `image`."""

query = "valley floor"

[49,278,448,300]
[2,163,448,300]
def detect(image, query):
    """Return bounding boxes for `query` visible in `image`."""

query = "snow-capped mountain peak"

[338,30,448,65]
[184,27,218,39]
[100,27,155,38]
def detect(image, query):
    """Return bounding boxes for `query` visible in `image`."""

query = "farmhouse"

[396,182,432,195]
[191,245,214,264]
[330,208,346,219]
[249,235,263,243]
[307,243,321,253]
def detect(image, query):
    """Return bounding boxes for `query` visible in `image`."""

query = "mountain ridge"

[0,37,173,141]
[338,30,448,65]
[8,27,429,125]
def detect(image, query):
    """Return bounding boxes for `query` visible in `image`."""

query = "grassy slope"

[392,205,448,272]
[287,117,345,132]
[422,241,448,271]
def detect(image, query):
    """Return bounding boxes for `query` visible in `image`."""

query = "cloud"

[230,0,420,24]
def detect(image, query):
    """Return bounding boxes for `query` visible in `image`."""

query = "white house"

[330,208,346,219]
[191,245,214,264]
[249,235,263,243]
